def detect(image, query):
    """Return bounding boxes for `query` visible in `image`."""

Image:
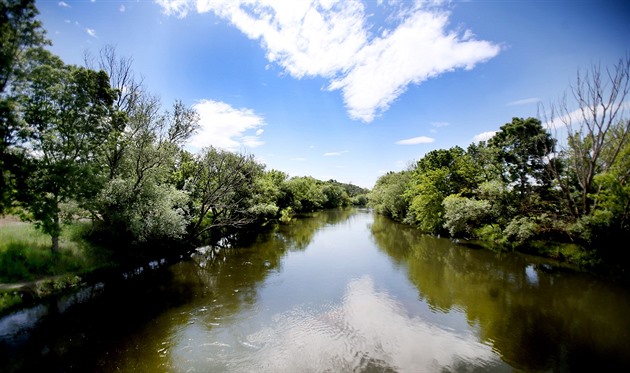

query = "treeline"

[0,0,368,252]
[370,56,630,270]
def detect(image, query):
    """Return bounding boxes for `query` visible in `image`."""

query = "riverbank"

[0,216,195,315]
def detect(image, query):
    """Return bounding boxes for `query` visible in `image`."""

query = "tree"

[17,50,120,251]
[488,117,556,204]
[0,0,47,93]
[95,99,199,242]
[84,45,144,180]
[543,55,630,218]
[0,0,48,212]
[368,171,410,221]
[404,146,480,233]
[282,176,327,213]
[187,147,265,240]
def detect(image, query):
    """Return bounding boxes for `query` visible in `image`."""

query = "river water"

[1,209,629,372]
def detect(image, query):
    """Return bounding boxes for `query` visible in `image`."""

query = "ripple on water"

[223,275,503,373]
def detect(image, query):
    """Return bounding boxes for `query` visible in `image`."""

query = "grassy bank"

[0,217,116,314]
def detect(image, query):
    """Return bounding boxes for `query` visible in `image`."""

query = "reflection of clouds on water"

[243,276,500,372]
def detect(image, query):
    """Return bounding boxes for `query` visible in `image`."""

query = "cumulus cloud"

[156,0,501,122]
[58,1,70,8]
[188,100,266,151]
[473,131,496,142]
[86,28,97,37]
[396,136,434,145]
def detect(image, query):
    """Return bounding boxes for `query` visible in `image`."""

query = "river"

[1,208,629,372]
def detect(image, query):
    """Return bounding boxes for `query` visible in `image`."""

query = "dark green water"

[1,209,629,372]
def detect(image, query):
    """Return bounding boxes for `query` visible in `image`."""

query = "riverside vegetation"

[1,0,628,313]
[0,0,368,313]
[369,59,630,278]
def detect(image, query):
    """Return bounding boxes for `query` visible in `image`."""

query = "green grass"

[0,219,114,283]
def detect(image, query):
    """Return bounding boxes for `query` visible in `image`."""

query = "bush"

[504,216,538,244]
[442,194,491,237]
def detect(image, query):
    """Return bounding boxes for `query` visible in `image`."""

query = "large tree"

[0,0,48,212]
[187,147,265,240]
[488,117,556,215]
[17,49,120,251]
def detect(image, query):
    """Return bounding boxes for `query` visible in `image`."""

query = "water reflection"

[2,209,630,372]
[95,209,358,372]
[234,275,502,372]
[370,214,630,371]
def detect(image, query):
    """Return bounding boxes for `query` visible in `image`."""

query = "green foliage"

[368,171,410,221]
[488,117,555,201]
[99,178,189,243]
[473,224,506,248]
[503,216,539,245]
[1,0,49,213]
[351,194,369,206]
[321,181,351,208]
[282,176,327,212]
[403,146,484,234]
[187,147,265,240]
[0,290,22,311]
[279,207,294,223]
[405,168,449,233]
[12,50,120,251]
[442,194,491,238]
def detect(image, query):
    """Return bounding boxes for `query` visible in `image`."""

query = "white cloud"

[324,150,349,156]
[86,28,97,37]
[58,1,70,8]
[291,157,307,161]
[188,99,266,151]
[120,5,126,12]
[507,97,540,106]
[155,0,193,18]
[156,0,500,122]
[431,121,449,127]
[543,101,630,130]
[396,136,434,145]
[472,131,496,142]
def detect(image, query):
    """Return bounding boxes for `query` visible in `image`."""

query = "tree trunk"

[51,213,60,253]
[51,234,60,253]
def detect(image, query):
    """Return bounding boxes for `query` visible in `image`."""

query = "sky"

[36,0,629,189]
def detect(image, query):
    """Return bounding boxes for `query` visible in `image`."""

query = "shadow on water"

[0,209,356,373]
[369,214,630,371]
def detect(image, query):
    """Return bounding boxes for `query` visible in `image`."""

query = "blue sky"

[36,0,629,188]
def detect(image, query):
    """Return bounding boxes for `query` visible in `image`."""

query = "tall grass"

[0,220,112,283]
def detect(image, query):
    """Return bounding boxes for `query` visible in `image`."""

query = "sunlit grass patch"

[0,219,112,283]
